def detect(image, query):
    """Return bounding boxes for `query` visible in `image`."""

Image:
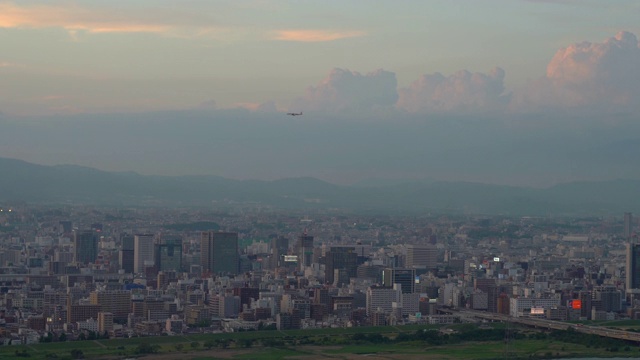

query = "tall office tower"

[74,230,98,264]
[134,234,155,274]
[625,212,633,239]
[382,268,416,294]
[119,235,135,273]
[155,238,183,272]
[295,233,314,269]
[626,242,640,292]
[474,278,499,312]
[406,245,438,269]
[271,236,289,269]
[325,247,358,286]
[200,231,239,275]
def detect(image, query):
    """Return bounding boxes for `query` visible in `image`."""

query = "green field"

[1,324,639,360]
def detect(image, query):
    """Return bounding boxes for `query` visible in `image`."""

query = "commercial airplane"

[286,112,303,116]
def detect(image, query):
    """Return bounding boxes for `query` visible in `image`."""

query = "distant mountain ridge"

[0,157,638,216]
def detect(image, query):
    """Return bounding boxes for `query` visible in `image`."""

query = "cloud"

[396,68,508,114]
[512,31,640,113]
[272,29,365,42]
[291,68,398,112]
[0,2,237,38]
[0,2,169,34]
[42,95,65,101]
[0,61,22,68]
[235,101,278,112]
[197,99,217,110]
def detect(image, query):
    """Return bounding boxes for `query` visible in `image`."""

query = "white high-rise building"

[366,284,401,315]
[134,234,155,273]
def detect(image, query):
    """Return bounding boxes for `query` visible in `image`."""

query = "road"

[452,309,640,343]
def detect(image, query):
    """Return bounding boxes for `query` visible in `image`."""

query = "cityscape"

[0,203,637,348]
[1,1,640,359]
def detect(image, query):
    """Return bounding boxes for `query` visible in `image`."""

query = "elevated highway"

[453,309,640,343]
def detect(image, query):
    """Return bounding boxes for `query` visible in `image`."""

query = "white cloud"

[397,67,508,114]
[291,68,398,113]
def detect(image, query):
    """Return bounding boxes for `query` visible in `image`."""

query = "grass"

[0,325,433,360]
[1,324,638,360]
[232,347,311,359]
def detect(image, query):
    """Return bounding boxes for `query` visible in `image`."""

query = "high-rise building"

[382,268,416,294]
[90,290,131,322]
[625,212,634,239]
[473,278,499,312]
[233,287,260,309]
[74,230,98,264]
[67,304,101,323]
[155,238,183,272]
[366,284,401,316]
[626,242,640,291]
[119,235,134,273]
[325,247,358,286]
[271,236,289,269]
[134,234,155,274]
[59,221,72,234]
[406,245,438,269]
[200,231,239,275]
[97,312,114,334]
[295,233,314,269]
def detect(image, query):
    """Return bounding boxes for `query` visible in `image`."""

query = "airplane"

[286,111,303,116]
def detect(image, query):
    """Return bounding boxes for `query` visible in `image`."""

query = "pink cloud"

[0,2,174,34]
[397,68,508,114]
[234,101,278,112]
[0,61,22,68]
[272,29,365,42]
[512,31,640,112]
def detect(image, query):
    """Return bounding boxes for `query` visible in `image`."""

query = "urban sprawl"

[0,205,636,345]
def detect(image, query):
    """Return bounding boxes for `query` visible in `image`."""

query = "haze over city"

[1,1,640,186]
[5,3,640,358]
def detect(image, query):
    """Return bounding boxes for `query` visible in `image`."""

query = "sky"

[1,1,640,187]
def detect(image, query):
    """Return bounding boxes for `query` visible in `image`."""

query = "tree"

[14,349,30,357]
[135,342,156,354]
[174,344,184,351]
[203,340,215,350]
[58,332,67,342]
[190,341,200,349]
[70,349,84,359]
[240,339,253,348]
[196,319,211,327]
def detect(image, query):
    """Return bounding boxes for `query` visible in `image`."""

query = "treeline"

[544,328,631,351]
[350,327,522,346]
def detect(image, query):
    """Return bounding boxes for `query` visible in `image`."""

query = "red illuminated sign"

[571,300,582,309]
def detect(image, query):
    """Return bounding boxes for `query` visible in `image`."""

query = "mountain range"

[0,157,637,216]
